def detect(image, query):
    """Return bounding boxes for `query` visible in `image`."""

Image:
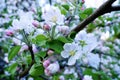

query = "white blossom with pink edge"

[46,61,60,74]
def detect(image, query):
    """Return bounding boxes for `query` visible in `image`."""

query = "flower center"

[51,16,57,22]
[69,50,75,56]
[79,40,87,47]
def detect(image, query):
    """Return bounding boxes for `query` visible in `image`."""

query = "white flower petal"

[68,56,76,65]
[74,51,81,59]
[61,51,69,58]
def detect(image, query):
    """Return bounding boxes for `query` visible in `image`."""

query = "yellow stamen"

[69,50,75,56]
[51,16,57,22]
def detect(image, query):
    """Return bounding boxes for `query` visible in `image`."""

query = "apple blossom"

[46,61,60,74]
[12,38,22,45]
[42,6,65,25]
[100,31,110,41]
[12,10,35,34]
[75,30,99,54]
[87,53,100,69]
[61,43,82,65]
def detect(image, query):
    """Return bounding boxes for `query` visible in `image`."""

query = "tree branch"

[19,46,35,78]
[111,5,120,11]
[71,0,120,33]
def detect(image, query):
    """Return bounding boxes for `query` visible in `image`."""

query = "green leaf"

[36,34,47,41]
[62,4,69,10]
[79,14,88,20]
[83,69,99,80]
[8,63,18,75]
[68,31,76,40]
[34,34,48,46]
[46,40,64,53]
[37,51,46,58]
[83,8,94,16]
[29,64,44,77]
[57,36,72,43]
[26,55,32,64]
[33,77,44,80]
[53,75,59,80]
[87,23,96,32]
[61,8,67,15]
[8,45,21,61]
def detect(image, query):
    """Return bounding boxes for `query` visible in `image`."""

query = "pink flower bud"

[43,24,50,31]
[47,49,54,56]
[5,30,14,36]
[32,20,39,27]
[43,60,50,68]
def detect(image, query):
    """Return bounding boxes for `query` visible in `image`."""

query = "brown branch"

[71,0,120,33]
[111,5,120,11]
[19,46,35,78]
[19,61,34,78]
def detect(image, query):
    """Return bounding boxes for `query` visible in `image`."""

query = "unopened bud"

[5,30,14,36]
[32,20,39,27]
[47,61,60,74]
[57,26,69,35]
[43,59,50,68]
[43,24,50,31]
[47,49,54,56]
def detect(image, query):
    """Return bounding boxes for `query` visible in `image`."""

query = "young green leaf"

[62,4,69,10]
[46,40,64,53]
[36,34,47,41]
[8,45,21,61]
[29,64,44,77]
[8,62,18,75]
[83,8,94,16]
[57,36,72,43]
